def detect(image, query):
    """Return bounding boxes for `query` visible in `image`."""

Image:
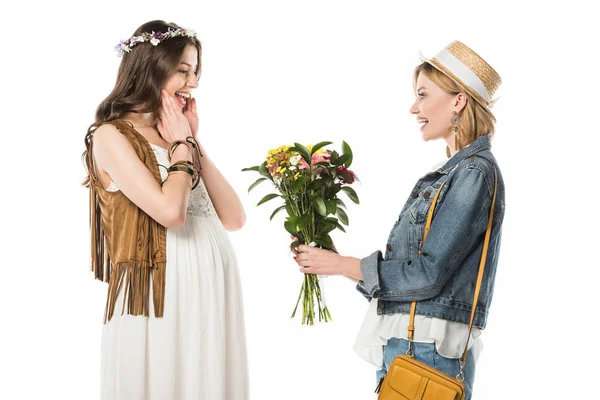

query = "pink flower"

[312,154,330,164]
[298,159,310,170]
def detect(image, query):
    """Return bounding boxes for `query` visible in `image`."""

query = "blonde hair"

[413,63,495,151]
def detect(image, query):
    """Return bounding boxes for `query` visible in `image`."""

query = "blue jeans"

[376,338,476,400]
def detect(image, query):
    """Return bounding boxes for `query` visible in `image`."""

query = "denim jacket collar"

[437,135,491,175]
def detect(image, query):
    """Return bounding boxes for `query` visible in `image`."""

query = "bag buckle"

[405,339,415,358]
[456,360,465,381]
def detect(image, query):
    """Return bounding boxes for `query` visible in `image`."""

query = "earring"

[451,111,460,153]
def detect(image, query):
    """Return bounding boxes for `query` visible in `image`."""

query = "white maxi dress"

[100,143,249,400]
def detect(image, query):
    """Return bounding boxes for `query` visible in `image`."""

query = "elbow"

[223,214,246,231]
[159,206,187,228]
[222,210,246,232]
[380,280,443,302]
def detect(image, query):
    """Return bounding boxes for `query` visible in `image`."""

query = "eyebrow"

[416,87,428,92]
[180,61,197,69]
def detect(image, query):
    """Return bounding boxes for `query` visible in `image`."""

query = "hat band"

[434,49,491,103]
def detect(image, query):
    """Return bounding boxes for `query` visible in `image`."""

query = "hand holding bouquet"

[243,142,359,325]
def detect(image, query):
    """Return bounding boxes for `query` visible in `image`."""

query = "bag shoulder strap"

[407,167,498,373]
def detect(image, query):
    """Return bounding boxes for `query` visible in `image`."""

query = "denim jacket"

[357,135,505,329]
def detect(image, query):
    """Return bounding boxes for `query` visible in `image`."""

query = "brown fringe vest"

[85,119,167,323]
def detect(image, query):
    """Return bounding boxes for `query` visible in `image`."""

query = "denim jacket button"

[411,191,419,199]
[423,191,431,199]
[378,301,385,310]
[386,243,392,252]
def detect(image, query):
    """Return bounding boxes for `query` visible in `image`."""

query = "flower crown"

[115,27,197,57]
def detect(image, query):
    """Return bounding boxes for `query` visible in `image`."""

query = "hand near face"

[156,90,192,143]
[183,96,199,139]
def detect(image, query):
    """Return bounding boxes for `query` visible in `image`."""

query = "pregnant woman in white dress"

[83,20,248,400]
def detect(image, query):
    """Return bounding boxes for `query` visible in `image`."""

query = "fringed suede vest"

[85,119,167,323]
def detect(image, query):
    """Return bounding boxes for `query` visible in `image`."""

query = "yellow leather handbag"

[377,168,497,400]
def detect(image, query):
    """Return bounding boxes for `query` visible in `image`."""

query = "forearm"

[197,145,246,230]
[158,145,193,226]
[341,256,362,282]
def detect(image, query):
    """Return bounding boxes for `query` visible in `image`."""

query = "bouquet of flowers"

[243,141,359,325]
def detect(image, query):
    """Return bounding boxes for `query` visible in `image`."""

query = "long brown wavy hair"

[82,20,202,186]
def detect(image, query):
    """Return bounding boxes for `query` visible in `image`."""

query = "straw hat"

[420,41,501,121]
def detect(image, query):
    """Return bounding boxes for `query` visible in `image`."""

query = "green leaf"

[330,150,339,163]
[326,217,346,233]
[293,175,310,193]
[321,221,336,234]
[308,179,326,191]
[338,172,353,184]
[325,200,337,215]
[341,186,359,204]
[333,221,346,233]
[286,202,297,217]
[342,141,353,168]
[284,220,298,236]
[315,234,333,248]
[289,240,302,251]
[297,214,310,231]
[290,143,312,166]
[337,207,349,225]
[258,162,273,181]
[310,141,333,155]
[332,154,351,167]
[270,205,287,221]
[335,198,347,209]
[241,166,260,172]
[248,177,267,193]
[327,185,341,197]
[313,196,327,217]
[257,193,280,206]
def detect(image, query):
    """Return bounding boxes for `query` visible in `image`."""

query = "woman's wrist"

[341,256,362,280]
[168,171,192,189]
[170,143,193,162]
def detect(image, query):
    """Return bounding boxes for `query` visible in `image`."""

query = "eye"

[417,92,425,99]
[179,69,189,75]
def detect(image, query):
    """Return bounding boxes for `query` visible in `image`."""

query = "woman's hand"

[294,245,346,275]
[290,235,362,280]
[157,90,193,143]
[182,96,199,139]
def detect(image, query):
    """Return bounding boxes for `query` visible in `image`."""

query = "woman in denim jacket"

[293,41,505,400]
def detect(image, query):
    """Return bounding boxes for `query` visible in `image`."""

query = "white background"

[1,0,598,399]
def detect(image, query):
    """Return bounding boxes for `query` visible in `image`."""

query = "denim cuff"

[355,280,372,301]
[360,250,382,296]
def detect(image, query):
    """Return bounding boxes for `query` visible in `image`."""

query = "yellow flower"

[294,172,300,180]
[306,144,324,155]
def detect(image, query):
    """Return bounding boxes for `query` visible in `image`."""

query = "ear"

[453,92,468,113]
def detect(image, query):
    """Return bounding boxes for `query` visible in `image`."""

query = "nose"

[409,99,419,115]
[187,73,199,89]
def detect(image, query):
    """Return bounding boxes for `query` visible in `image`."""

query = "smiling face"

[163,44,200,109]
[409,72,459,143]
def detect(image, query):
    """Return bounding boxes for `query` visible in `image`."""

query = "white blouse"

[353,159,483,369]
